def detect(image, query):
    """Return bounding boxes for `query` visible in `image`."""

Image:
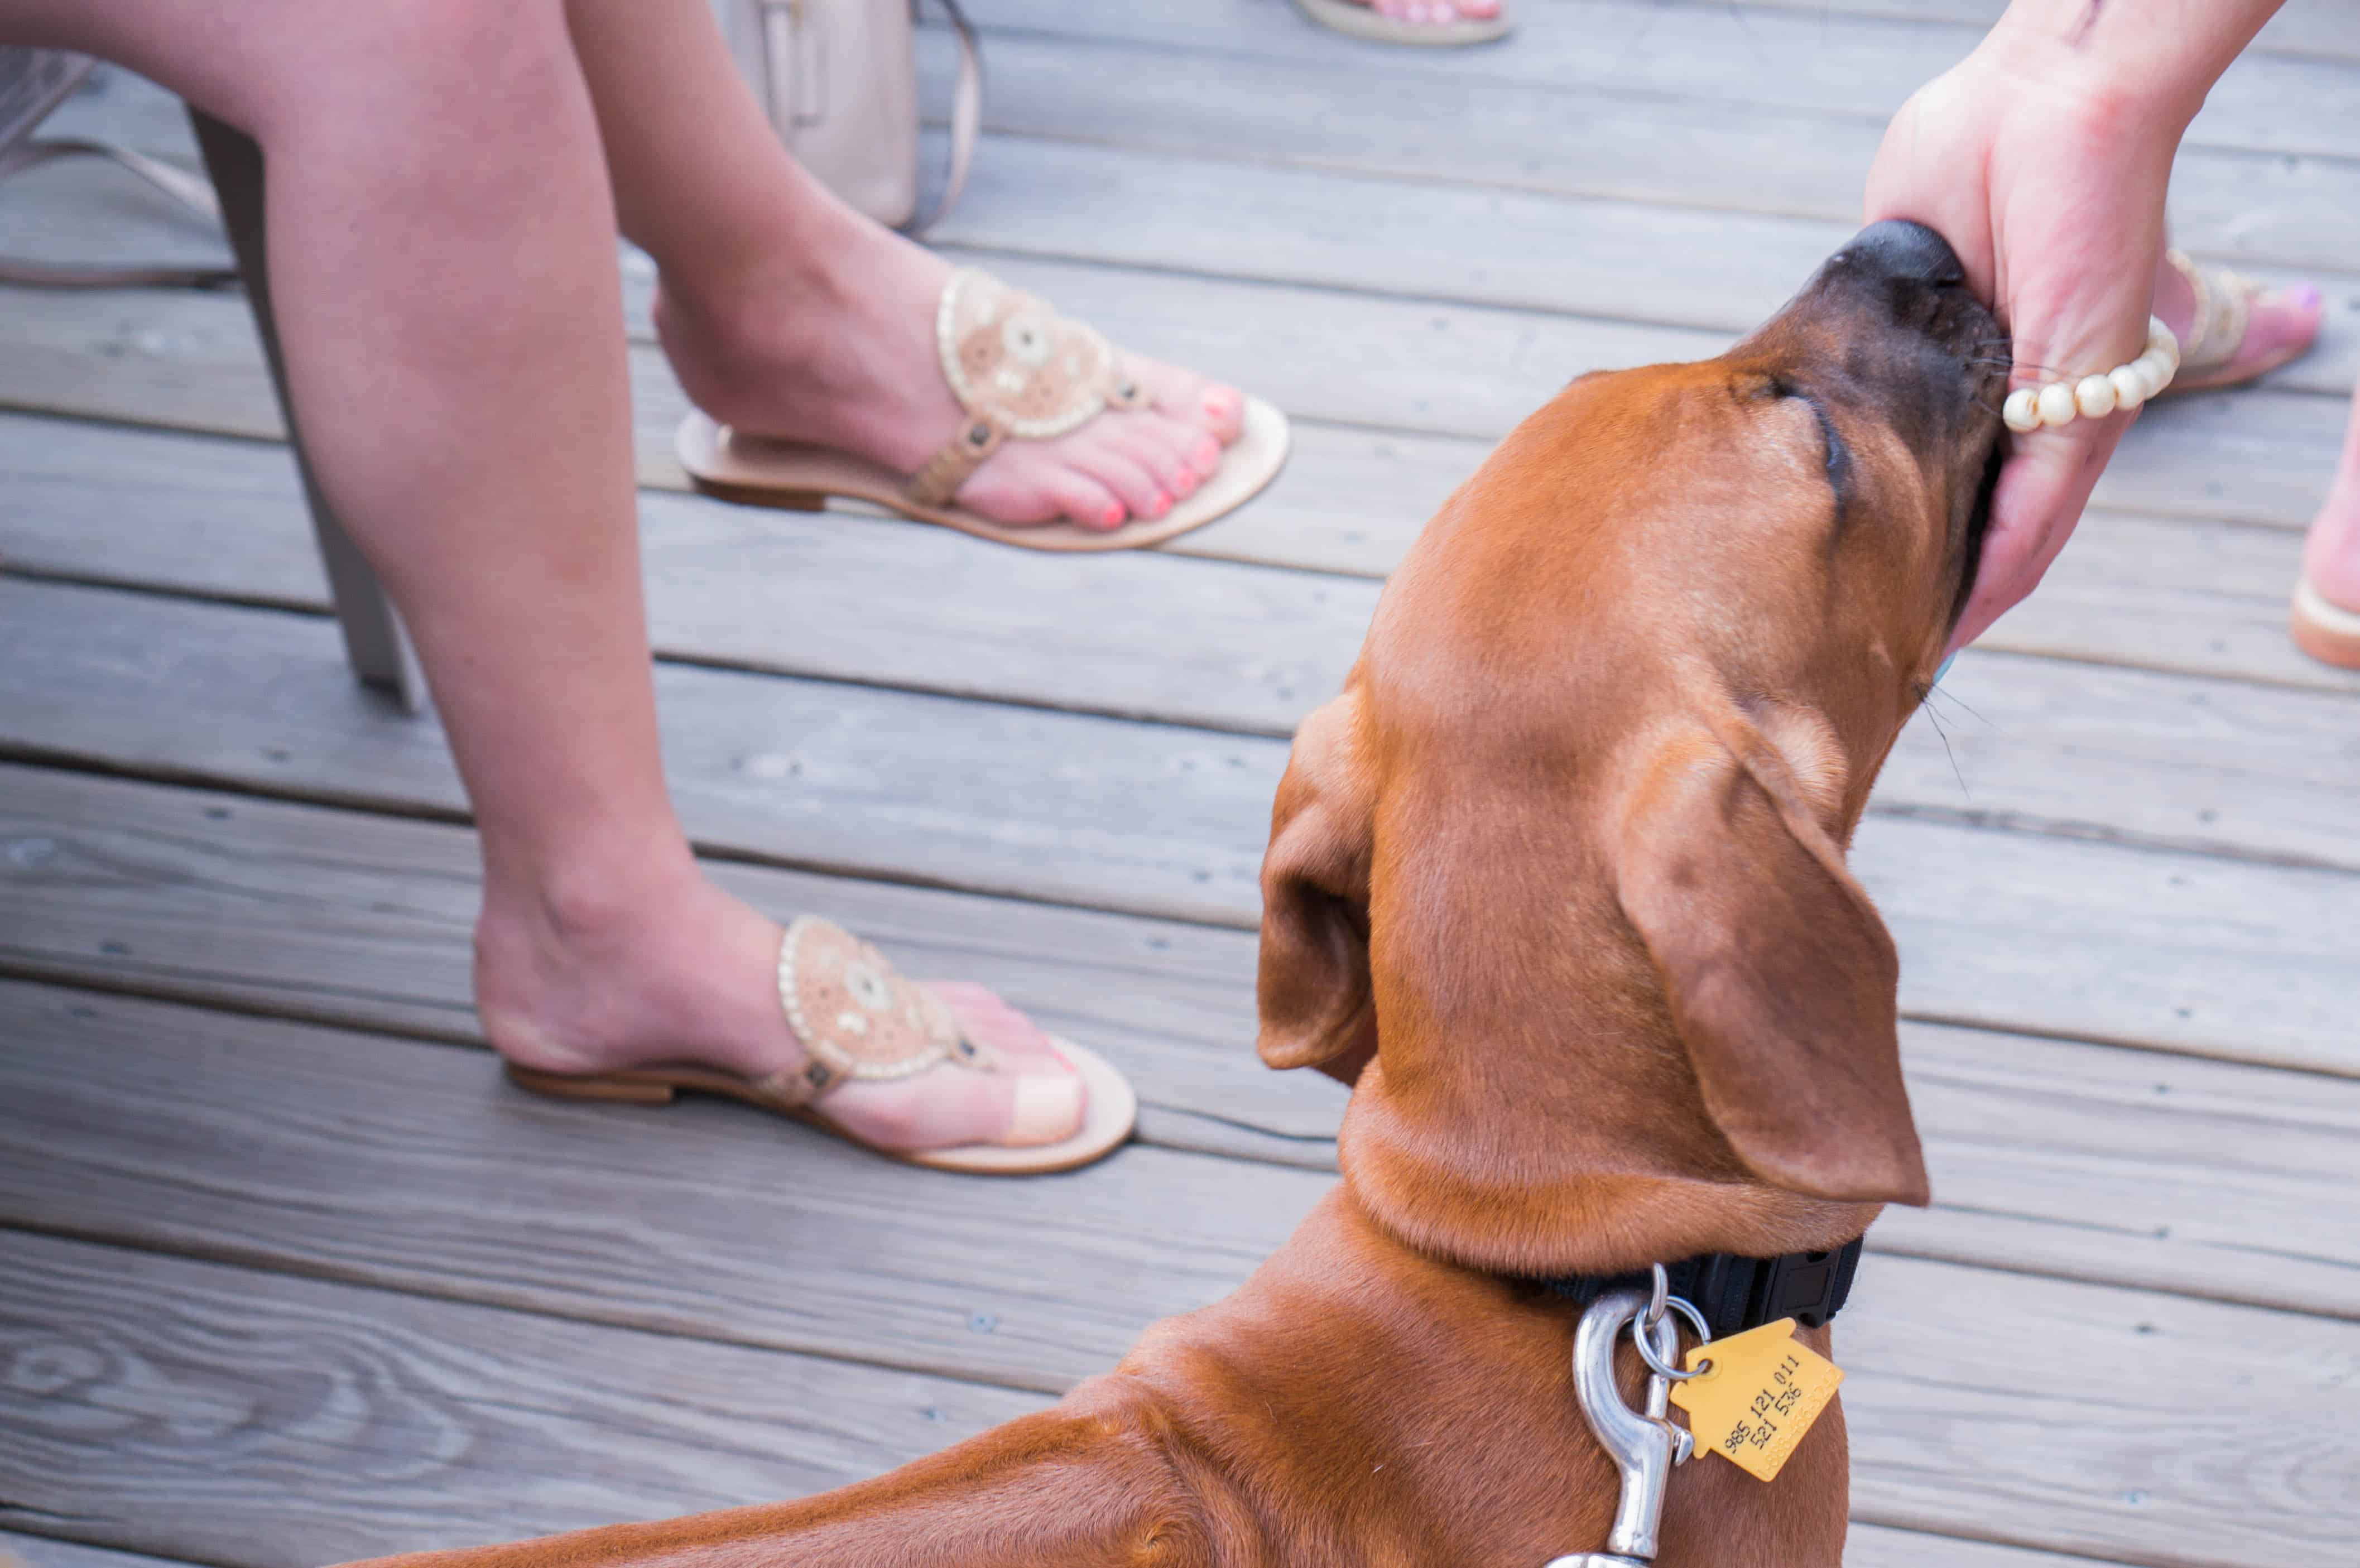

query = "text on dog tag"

[1665,1317,1842,1483]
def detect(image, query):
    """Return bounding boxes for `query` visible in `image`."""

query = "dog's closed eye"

[1756,375,1855,526]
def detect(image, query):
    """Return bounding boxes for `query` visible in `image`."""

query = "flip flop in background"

[1291,0,1512,46]
[2128,253,2342,670]
[2153,249,2318,396]
[677,268,1290,552]
[508,917,1138,1176]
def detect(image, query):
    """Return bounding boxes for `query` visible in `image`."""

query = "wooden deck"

[3,4,2357,1565]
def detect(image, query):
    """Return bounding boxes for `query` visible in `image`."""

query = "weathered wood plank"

[6,1015,2357,1567]
[0,1237,2098,1568]
[1880,649,2360,874]
[1993,509,2357,696]
[3,584,2355,1073]
[0,1533,208,1568]
[0,413,1381,735]
[31,89,2360,407]
[980,0,2360,166]
[10,420,2360,883]
[9,778,2360,1320]
[1832,1253,2360,1564]
[0,979,1329,1391]
[1722,0,2360,69]
[13,480,2360,890]
[1868,1018,2360,1321]
[55,56,2360,292]
[927,33,2360,280]
[1842,1527,2112,1568]
[3,267,2343,537]
[0,762,1345,1151]
[921,130,2360,398]
[0,576,1278,926]
[0,1231,1045,1568]
[9,410,2355,708]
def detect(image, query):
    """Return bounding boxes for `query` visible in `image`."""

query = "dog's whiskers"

[1925,682,1997,732]
[1915,687,1972,799]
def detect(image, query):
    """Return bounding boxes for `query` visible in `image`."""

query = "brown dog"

[354,220,2005,1568]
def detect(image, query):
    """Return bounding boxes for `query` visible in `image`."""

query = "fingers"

[1949,414,2128,653]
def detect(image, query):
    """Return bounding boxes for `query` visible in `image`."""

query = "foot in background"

[2151,250,2322,395]
[1291,0,1510,46]
[2292,369,2360,670]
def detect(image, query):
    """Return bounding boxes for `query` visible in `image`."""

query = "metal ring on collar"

[1631,1293,1714,1382]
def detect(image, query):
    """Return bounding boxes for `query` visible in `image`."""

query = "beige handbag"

[718,0,982,234]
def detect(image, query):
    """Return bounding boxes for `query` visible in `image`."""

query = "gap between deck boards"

[0,1226,2194,1568]
[31,75,2360,390]
[7,765,2360,1324]
[3,260,2347,542]
[960,0,2360,167]
[8,470,2360,893]
[1,580,2354,1075]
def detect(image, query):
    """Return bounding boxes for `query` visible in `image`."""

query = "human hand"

[1864,44,2188,653]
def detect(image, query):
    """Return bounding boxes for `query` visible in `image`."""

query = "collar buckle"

[1750,1243,1858,1331]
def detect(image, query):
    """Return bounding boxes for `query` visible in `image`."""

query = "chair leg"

[185,107,427,715]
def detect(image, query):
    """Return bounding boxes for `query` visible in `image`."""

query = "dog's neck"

[1329,1000,1887,1282]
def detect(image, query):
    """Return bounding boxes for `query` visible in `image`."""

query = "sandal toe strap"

[906,268,1145,506]
[2167,249,2254,372]
[768,915,981,1102]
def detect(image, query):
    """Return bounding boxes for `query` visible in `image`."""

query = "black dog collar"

[1537,1237,1864,1339]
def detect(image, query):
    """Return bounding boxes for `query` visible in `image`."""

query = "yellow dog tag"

[1665,1318,1842,1482]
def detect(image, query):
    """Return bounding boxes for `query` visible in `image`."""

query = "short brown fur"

[350,224,2005,1568]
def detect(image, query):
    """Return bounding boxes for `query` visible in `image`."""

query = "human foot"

[656,212,1246,533]
[1293,0,1508,40]
[476,866,1100,1160]
[1358,0,1503,25]
[2150,251,2321,395]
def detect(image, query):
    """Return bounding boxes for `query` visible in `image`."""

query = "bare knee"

[256,0,581,147]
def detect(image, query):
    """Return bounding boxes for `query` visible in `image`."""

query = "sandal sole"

[2157,336,2314,396]
[2291,575,2360,671]
[676,395,1290,553]
[505,1036,1138,1176]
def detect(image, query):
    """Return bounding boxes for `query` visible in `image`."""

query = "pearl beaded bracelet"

[1999,316,2180,434]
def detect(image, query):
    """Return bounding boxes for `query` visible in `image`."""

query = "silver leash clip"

[1542,1264,1712,1568]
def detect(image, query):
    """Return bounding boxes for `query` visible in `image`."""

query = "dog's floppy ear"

[1256,691,1377,1079]
[1615,724,1930,1205]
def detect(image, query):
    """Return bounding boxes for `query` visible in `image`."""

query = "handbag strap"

[905,0,982,237]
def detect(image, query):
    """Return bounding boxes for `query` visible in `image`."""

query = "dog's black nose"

[1834,220,1965,289]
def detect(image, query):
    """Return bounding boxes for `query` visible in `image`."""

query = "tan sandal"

[2291,575,2360,671]
[676,268,1290,551]
[1290,0,1512,46]
[506,916,1137,1175]
[2156,250,2315,396]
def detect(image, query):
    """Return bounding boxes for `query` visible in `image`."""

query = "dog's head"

[1258,222,2005,1273]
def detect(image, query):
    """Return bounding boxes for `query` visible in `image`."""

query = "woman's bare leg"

[562,0,1247,532]
[4,0,1079,1151]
